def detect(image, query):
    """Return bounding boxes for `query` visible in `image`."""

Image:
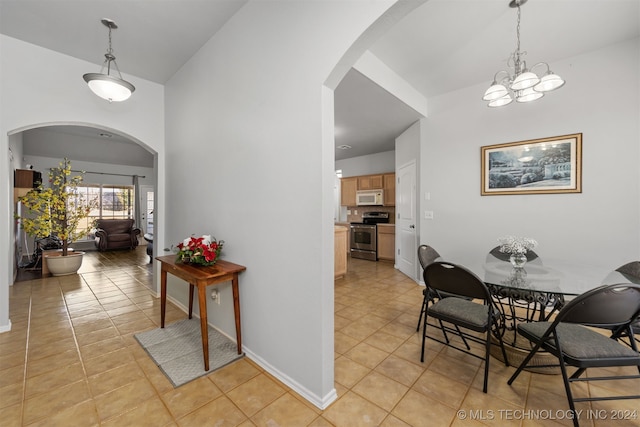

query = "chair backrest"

[423,261,490,300]
[487,246,539,263]
[418,245,440,270]
[615,261,640,282]
[554,283,640,328]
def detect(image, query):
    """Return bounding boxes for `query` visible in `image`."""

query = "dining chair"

[416,244,441,331]
[415,245,471,336]
[421,261,509,393]
[610,262,640,349]
[507,283,640,427]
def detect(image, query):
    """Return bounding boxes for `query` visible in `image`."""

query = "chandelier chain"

[514,4,522,72]
[107,26,113,56]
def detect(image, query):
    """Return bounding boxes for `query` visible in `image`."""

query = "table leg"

[232,274,242,354]
[160,269,167,328]
[197,283,210,371]
[188,284,194,319]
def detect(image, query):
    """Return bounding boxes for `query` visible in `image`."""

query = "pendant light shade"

[482,0,565,107]
[516,87,544,103]
[83,19,135,102]
[510,71,540,91]
[533,72,566,92]
[488,94,514,108]
[483,83,509,101]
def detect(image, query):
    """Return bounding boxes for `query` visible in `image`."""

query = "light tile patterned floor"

[0,248,638,426]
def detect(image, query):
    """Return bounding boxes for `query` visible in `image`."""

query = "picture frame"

[481,133,582,196]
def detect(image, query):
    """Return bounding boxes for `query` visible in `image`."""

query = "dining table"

[456,253,640,371]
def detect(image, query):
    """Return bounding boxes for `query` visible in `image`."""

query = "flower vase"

[509,253,527,268]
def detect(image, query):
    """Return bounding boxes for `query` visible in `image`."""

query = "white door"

[138,185,154,236]
[397,160,417,280]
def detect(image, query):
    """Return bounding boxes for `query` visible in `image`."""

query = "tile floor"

[1,248,638,426]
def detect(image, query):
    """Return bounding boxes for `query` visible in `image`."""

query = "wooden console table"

[156,255,246,371]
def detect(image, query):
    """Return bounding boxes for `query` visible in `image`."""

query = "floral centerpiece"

[498,235,537,268]
[176,235,224,266]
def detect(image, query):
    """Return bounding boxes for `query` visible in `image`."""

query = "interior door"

[138,185,154,236]
[397,160,417,280]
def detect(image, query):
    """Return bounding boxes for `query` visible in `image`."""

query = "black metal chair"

[416,244,441,331]
[486,246,541,264]
[421,261,509,393]
[507,283,640,427]
[416,244,473,333]
[610,262,640,349]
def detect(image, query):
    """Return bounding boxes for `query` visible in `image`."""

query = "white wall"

[163,0,405,408]
[420,38,640,279]
[0,35,165,332]
[335,150,395,177]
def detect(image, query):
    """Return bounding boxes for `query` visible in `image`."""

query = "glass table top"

[466,253,640,297]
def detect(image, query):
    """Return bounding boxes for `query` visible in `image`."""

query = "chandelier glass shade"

[83,19,135,102]
[482,0,565,108]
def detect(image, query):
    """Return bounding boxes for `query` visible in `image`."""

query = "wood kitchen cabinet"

[377,224,395,261]
[340,172,395,206]
[14,169,42,202]
[357,174,383,190]
[340,177,357,206]
[383,173,395,206]
[334,226,348,279]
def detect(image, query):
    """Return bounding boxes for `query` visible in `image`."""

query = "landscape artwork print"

[481,133,582,195]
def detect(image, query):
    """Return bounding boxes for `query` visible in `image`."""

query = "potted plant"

[16,158,95,276]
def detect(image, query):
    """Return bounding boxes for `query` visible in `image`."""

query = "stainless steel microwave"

[356,190,384,206]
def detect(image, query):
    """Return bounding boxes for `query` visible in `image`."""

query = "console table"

[157,255,246,371]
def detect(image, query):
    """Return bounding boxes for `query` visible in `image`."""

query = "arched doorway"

[9,122,158,290]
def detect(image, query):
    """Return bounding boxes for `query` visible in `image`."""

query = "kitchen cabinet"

[335,226,348,279]
[340,177,357,207]
[340,172,395,206]
[14,169,42,202]
[377,224,395,261]
[357,174,383,190]
[383,173,395,206]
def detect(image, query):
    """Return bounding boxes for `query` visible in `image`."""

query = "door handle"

[409,224,415,229]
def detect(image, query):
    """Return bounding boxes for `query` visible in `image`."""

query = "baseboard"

[243,347,338,410]
[0,320,12,333]
[164,293,337,409]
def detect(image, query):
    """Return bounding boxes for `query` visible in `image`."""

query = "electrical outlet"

[424,211,434,219]
[211,290,220,304]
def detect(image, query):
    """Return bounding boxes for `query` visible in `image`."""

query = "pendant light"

[482,0,565,108]
[83,19,135,102]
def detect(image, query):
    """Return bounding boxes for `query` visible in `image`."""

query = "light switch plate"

[424,211,434,219]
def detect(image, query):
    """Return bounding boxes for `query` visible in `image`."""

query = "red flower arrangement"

[176,235,224,266]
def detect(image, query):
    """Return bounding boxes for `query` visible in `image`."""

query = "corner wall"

[163,0,406,408]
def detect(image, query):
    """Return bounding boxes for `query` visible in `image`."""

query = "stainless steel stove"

[350,212,390,261]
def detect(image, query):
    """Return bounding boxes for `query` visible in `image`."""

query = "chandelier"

[482,0,565,108]
[83,19,135,103]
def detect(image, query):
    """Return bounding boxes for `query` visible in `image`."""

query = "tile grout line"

[19,285,33,427]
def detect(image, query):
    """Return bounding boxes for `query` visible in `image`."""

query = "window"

[74,185,135,240]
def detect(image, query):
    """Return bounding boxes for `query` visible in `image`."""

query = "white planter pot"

[44,251,85,276]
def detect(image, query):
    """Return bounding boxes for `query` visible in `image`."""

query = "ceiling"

[1,0,638,163]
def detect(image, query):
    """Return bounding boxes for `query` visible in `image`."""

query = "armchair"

[94,219,141,251]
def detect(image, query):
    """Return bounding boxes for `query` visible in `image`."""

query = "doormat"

[134,318,243,387]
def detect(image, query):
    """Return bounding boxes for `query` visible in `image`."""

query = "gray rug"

[134,318,243,387]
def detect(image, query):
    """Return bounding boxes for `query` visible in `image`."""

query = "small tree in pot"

[16,158,95,274]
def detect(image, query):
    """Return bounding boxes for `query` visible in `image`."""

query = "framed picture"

[481,133,582,196]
